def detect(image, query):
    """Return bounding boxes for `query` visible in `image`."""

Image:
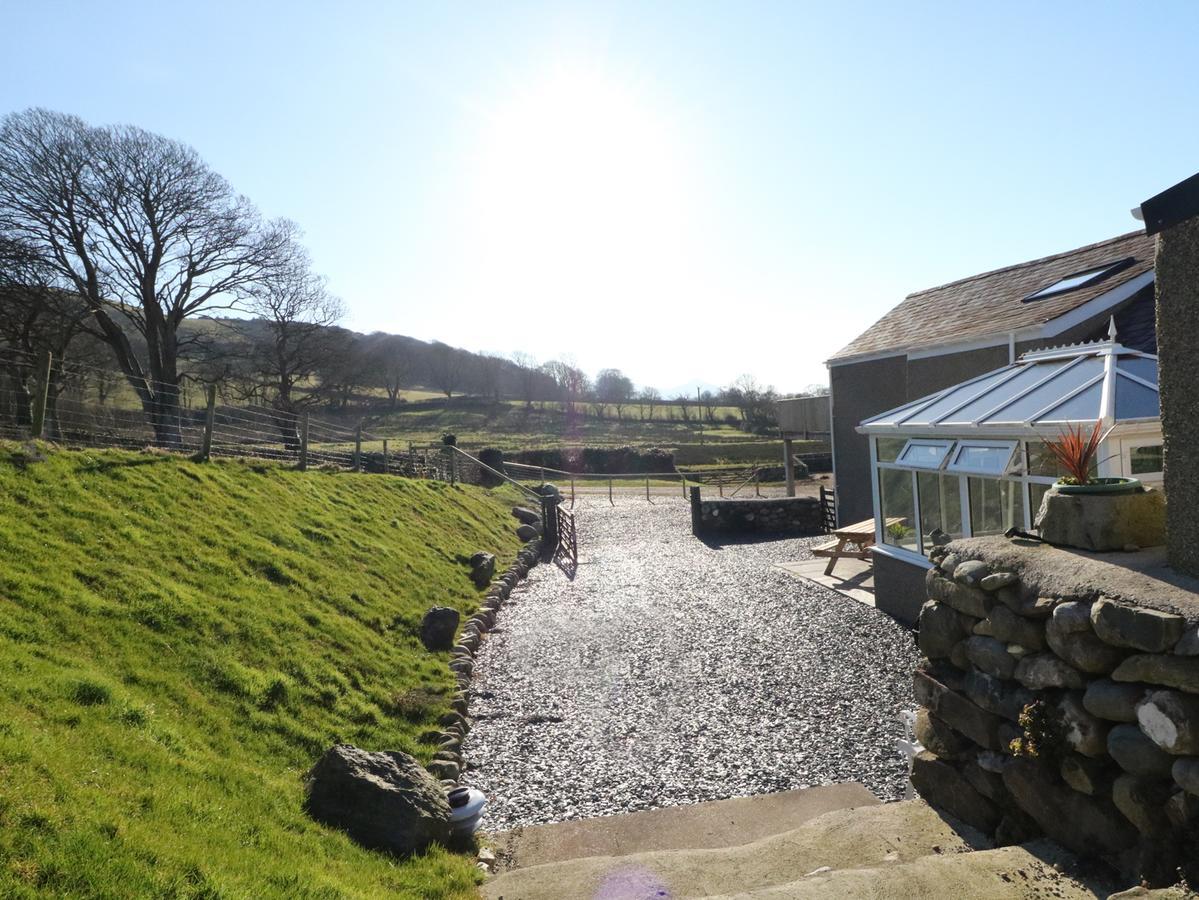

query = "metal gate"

[553,504,578,577]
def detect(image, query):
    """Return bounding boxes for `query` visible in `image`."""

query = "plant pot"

[1053,477,1141,495]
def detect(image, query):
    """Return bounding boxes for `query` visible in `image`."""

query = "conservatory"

[856,330,1162,572]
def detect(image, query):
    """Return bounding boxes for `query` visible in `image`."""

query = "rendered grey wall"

[829,355,907,525]
[873,552,928,625]
[1155,220,1199,576]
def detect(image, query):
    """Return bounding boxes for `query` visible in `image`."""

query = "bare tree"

[473,353,506,402]
[637,386,661,421]
[364,333,418,409]
[428,341,466,399]
[0,108,290,446]
[595,368,634,421]
[243,241,344,444]
[542,359,589,415]
[510,352,542,410]
[700,389,718,422]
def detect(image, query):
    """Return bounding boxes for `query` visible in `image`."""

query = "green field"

[0,444,521,898]
[360,401,820,468]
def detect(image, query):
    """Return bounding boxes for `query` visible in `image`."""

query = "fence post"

[30,351,52,439]
[299,413,310,471]
[645,476,650,501]
[353,424,362,472]
[449,449,457,485]
[201,384,217,461]
[755,471,762,497]
[570,476,575,507]
[681,474,687,498]
[719,476,724,498]
[382,439,389,474]
[608,477,613,506]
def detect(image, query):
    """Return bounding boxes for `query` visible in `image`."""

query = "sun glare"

[465,65,697,314]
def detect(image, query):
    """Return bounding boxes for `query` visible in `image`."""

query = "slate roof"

[831,231,1156,362]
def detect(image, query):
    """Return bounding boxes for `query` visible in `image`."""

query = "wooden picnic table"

[813,517,904,576]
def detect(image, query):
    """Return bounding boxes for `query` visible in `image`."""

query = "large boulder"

[1046,602,1126,674]
[1091,598,1185,654]
[1035,486,1167,552]
[305,745,452,854]
[910,750,1000,833]
[1113,655,1199,693]
[511,506,541,525]
[420,606,460,651]
[516,524,539,542]
[918,600,971,659]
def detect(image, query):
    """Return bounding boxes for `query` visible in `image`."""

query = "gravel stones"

[461,498,919,829]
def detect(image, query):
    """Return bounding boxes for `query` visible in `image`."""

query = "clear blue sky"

[4,1,1198,393]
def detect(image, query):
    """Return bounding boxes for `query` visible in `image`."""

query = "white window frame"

[896,438,955,469]
[946,439,1018,476]
[1122,438,1164,481]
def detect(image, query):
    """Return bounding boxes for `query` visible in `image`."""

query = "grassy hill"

[0,443,521,898]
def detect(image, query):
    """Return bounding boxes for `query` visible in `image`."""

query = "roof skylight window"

[1023,258,1135,302]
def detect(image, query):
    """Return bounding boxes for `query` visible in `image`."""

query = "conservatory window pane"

[898,440,954,469]
[918,472,963,551]
[1130,444,1163,475]
[950,442,1016,475]
[1027,440,1097,479]
[880,467,918,552]
[969,478,1024,537]
[876,437,907,463]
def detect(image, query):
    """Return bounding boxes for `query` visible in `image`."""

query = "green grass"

[0,443,522,899]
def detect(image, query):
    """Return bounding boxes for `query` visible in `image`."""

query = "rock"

[427,758,461,781]
[1172,757,1199,795]
[1002,756,1137,860]
[972,618,995,636]
[910,750,1000,833]
[913,669,1003,750]
[918,601,971,660]
[942,582,992,618]
[977,750,1007,773]
[964,635,1016,680]
[1060,753,1112,796]
[1047,603,1126,674]
[305,745,452,854]
[1014,653,1086,690]
[469,552,496,587]
[516,524,539,542]
[1166,789,1199,827]
[1057,692,1110,757]
[1174,626,1199,656]
[1108,724,1177,777]
[949,639,971,671]
[913,709,973,760]
[1052,601,1094,634]
[1035,487,1167,553]
[980,571,1018,592]
[987,605,1045,650]
[994,810,1041,846]
[1091,598,1185,654]
[1005,643,1033,661]
[420,607,460,651]
[1113,654,1199,693]
[1112,773,1173,835]
[1136,690,1199,754]
[511,506,541,525]
[939,553,962,576]
[964,670,1032,722]
[961,760,1005,801]
[953,559,990,588]
[1084,680,1147,723]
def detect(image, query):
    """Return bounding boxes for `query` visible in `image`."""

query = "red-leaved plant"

[1042,420,1110,485]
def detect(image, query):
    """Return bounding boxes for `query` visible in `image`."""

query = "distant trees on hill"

[0,107,813,442]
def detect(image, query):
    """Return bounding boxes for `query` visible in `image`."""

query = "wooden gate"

[553,504,578,577]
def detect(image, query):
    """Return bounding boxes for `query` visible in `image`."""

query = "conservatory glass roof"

[858,336,1158,436]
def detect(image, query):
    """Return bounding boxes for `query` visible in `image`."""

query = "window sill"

[872,543,934,570]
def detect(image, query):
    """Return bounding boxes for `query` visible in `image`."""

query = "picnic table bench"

[812,517,904,576]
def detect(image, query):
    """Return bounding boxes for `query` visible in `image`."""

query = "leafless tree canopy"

[0,108,290,444]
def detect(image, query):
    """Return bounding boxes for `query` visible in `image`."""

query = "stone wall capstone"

[911,535,1199,887]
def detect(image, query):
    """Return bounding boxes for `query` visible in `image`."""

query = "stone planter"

[1054,478,1142,496]
[1035,485,1166,552]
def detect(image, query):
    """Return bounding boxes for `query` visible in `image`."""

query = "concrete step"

[488,782,879,873]
[483,797,1009,899]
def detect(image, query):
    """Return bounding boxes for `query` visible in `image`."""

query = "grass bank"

[0,443,521,898]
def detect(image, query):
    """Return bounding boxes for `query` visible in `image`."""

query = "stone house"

[827,232,1162,621]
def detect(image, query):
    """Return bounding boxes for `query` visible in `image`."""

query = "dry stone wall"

[689,487,823,536]
[912,537,1199,886]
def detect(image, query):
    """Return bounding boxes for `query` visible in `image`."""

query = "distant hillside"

[0,445,521,897]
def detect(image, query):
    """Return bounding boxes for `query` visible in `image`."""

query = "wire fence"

[0,348,770,500]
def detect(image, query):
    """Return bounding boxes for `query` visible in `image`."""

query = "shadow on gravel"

[695,532,819,550]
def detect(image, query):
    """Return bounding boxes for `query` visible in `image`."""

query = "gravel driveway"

[462,497,920,830]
